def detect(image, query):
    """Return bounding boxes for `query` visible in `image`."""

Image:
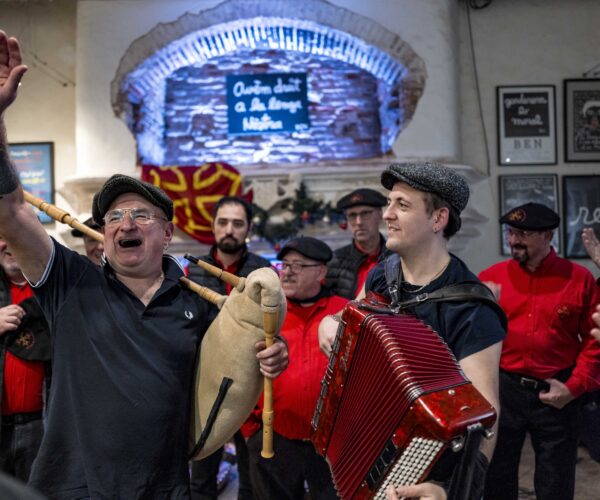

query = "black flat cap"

[92,174,173,225]
[500,202,559,231]
[337,188,387,211]
[71,217,101,238]
[381,161,470,214]
[276,236,332,263]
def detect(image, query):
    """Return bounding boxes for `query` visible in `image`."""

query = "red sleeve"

[564,273,600,397]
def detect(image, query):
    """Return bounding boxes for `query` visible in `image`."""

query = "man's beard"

[510,244,529,264]
[217,236,245,255]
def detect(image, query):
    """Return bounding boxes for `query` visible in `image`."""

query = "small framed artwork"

[8,142,54,224]
[497,85,557,165]
[499,174,560,255]
[564,79,600,162]
[562,175,600,258]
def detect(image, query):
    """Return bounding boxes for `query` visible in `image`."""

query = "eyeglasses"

[346,209,376,222]
[280,261,322,273]
[103,208,168,227]
[504,227,536,239]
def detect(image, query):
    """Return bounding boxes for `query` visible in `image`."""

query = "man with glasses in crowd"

[0,30,288,499]
[188,196,271,500]
[242,236,347,500]
[71,217,104,265]
[480,202,600,500]
[325,188,389,299]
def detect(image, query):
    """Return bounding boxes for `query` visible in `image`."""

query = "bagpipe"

[311,293,497,500]
[24,190,284,460]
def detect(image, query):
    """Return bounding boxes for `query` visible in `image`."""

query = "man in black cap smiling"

[480,202,600,500]
[325,188,389,299]
[320,161,506,500]
[0,32,288,500]
[70,216,104,265]
[243,236,347,500]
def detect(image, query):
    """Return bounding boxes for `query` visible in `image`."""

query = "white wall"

[2,0,599,276]
[456,0,599,274]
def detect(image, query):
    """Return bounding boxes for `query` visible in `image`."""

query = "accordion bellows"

[311,298,496,499]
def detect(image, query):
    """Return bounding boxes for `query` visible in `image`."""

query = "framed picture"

[8,142,54,224]
[497,85,557,165]
[564,79,600,162]
[562,175,600,258]
[499,174,560,255]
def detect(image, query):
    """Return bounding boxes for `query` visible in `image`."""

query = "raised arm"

[0,31,53,283]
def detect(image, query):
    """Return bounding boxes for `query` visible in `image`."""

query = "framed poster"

[497,85,557,165]
[8,142,54,224]
[562,175,600,258]
[226,72,310,135]
[499,174,560,255]
[564,79,600,162]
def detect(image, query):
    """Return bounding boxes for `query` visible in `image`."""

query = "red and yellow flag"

[141,163,252,244]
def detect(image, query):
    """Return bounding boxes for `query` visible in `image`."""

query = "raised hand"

[582,227,600,269]
[0,30,28,115]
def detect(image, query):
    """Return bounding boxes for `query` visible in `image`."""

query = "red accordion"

[311,296,496,499]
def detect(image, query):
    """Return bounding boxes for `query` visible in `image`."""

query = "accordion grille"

[325,313,466,498]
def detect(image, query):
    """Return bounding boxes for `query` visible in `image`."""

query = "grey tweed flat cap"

[381,161,470,214]
[92,174,173,225]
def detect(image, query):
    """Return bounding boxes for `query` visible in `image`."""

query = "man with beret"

[188,196,271,500]
[320,161,506,500]
[71,216,104,265]
[242,236,347,500]
[479,202,600,500]
[325,188,390,299]
[0,33,288,500]
[0,237,50,483]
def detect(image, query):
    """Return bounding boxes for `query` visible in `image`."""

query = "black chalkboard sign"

[562,175,600,258]
[226,73,310,135]
[497,85,556,165]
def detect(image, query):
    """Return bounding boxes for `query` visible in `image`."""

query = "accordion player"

[311,294,498,500]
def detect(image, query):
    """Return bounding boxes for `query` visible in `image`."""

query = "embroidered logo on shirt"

[185,310,194,320]
[15,330,35,349]
[556,304,572,319]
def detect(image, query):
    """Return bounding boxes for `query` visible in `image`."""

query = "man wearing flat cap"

[71,216,104,265]
[243,236,347,500]
[0,35,288,500]
[325,188,390,299]
[480,202,600,500]
[320,161,506,500]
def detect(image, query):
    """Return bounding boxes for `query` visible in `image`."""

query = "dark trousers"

[0,416,44,482]
[190,430,254,500]
[484,370,581,500]
[247,431,337,500]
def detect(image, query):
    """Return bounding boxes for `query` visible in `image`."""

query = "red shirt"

[479,249,600,398]
[242,294,348,440]
[2,281,46,415]
[354,241,381,297]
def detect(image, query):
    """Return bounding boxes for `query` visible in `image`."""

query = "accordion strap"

[384,254,507,329]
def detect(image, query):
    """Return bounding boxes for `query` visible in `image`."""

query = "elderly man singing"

[0,30,288,500]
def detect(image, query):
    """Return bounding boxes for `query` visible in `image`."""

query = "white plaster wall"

[456,0,600,275]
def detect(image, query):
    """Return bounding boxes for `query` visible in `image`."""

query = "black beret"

[71,217,102,238]
[276,236,332,263]
[381,161,470,214]
[336,188,387,211]
[92,174,173,226]
[500,202,559,231]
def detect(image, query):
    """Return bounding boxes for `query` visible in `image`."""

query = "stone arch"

[111,0,427,164]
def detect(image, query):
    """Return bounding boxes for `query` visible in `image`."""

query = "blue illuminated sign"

[226,73,310,135]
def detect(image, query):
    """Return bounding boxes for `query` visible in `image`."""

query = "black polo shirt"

[29,240,216,500]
